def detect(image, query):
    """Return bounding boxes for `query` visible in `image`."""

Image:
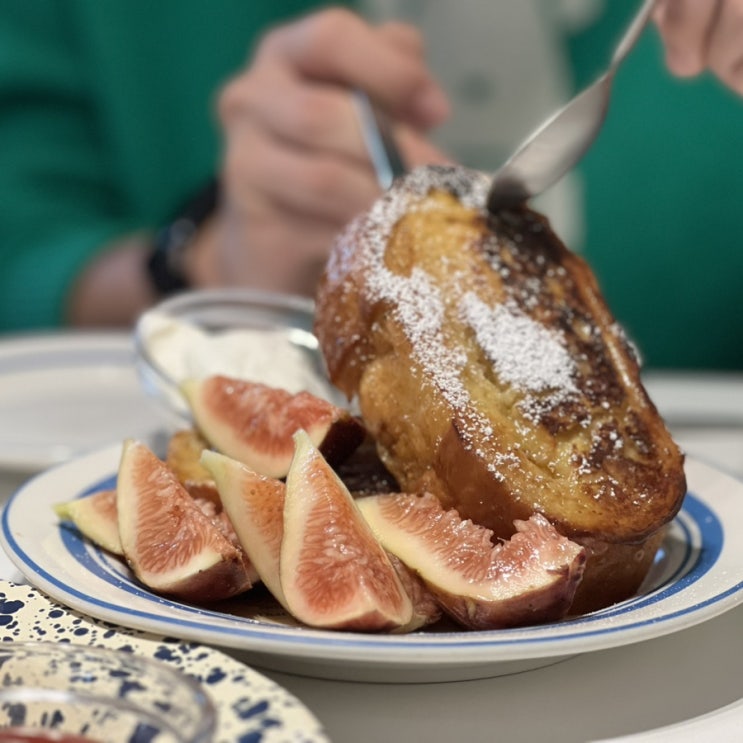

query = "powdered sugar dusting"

[370,265,470,411]
[356,166,502,455]
[460,293,578,398]
[402,165,490,210]
[353,165,575,476]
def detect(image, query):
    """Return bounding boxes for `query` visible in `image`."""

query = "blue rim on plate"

[1,445,741,682]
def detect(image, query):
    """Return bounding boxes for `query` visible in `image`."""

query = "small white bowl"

[133,288,344,426]
[0,641,216,742]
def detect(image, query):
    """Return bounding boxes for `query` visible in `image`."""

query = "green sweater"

[566,3,743,371]
[1,1,741,369]
[0,0,329,330]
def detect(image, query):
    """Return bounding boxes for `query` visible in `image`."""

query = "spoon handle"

[611,0,656,69]
[354,90,407,190]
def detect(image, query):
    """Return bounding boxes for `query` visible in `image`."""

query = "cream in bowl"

[134,289,344,425]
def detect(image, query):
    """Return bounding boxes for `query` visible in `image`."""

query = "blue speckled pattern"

[0,580,329,743]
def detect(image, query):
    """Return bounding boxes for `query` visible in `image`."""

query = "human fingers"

[377,20,426,56]
[213,205,337,296]
[255,7,449,128]
[653,0,720,76]
[219,67,370,165]
[221,116,380,226]
[706,0,743,95]
[375,20,449,125]
[395,125,455,169]
[218,75,452,226]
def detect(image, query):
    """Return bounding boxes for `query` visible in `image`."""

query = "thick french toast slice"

[315,165,686,613]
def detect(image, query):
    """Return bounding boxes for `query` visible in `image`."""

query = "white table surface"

[1,367,741,743]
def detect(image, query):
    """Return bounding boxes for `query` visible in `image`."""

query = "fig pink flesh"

[357,492,586,629]
[182,376,357,478]
[116,439,254,602]
[280,430,413,631]
[201,449,287,607]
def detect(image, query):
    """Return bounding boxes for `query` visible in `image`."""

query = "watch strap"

[146,178,219,296]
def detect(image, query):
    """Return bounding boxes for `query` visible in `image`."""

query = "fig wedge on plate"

[280,430,414,631]
[180,376,365,479]
[387,553,442,632]
[116,439,255,602]
[357,492,586,629]
[201,449,288,608]
[55,489,122,556]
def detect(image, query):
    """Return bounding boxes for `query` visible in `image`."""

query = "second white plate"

[1,445,742,683]
[0,333,164,472]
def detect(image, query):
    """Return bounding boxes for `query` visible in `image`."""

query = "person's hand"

[653,0,743,95]
[199,7,451,296]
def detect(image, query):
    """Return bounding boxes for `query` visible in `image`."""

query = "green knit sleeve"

[0,0,354,331]
[0,1,139,330]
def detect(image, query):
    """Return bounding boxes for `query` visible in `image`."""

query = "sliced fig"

[116,439,255,602]
[280,430,413,631]
[188,489,256,574]
[55,489,123,556]
[357,492,586,630]
[201,449,288,609]
[180,376,365,479]
[387,553,442,632]
[184,478,222,507]
[165,428,222,508]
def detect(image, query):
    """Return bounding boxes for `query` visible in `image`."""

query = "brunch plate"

[0,333,164,472]
[0,579,329,742]
[1,445,742,684]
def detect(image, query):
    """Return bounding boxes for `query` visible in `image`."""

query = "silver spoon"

[354,90,407,189]
[487,0,656,213]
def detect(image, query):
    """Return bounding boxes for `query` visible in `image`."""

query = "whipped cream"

[138,312,340,418]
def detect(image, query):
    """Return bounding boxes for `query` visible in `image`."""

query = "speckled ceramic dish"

[0,580,329,743]
[0,639,215,742]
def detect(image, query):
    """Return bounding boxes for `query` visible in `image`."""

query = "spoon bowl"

[487,0,656,212]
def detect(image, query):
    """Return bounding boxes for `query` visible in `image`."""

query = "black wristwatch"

[146,178,220,296]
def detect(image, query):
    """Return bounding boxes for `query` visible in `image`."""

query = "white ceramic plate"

[0,333,164,472]
[0,579,329,742]
[1,446,742,683]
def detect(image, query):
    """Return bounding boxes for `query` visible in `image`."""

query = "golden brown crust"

[166,428,212,485]
[570,529,666,615]
[315,165,686,611]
